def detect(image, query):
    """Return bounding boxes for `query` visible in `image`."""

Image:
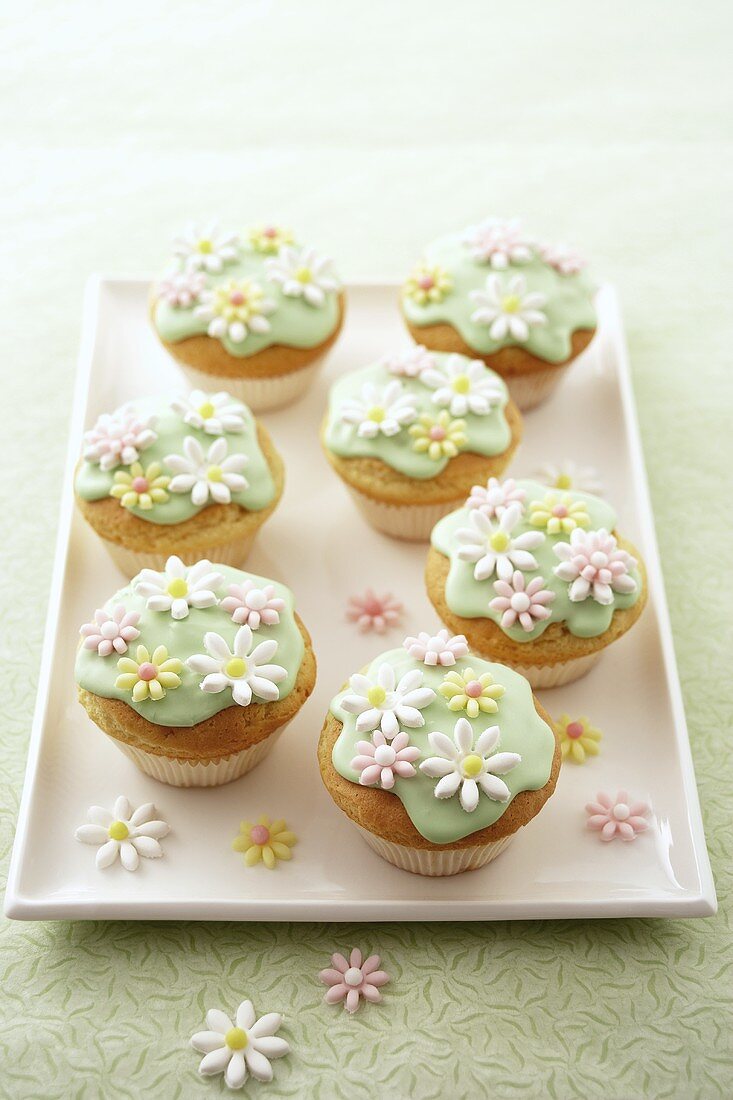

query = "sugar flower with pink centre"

[186,625,286,707]
[246,223,294,254]
[538,240,587,275]
[165,435,248,506]
[232,815,296,869]
[403,629,468,667]
[173,223,239,273]
[134,556,224,620]
[553,528,637,605]
[382,345,436,378]
[490,570,555,633]
[402,261,452,305]
[469,272,547,342]
[420,718,521,812]
[319,949,390,1014]
[75,796,170,872]
[341,662,436,738]
[419,354,504,417]
[466,476,526,518]
[170,390,246,435]
[462,217,534,269]
[265,245,339,307]
[557,714,602,764]
[190,999,290,1089]
[529,491,590,534]
[339,379,418,439]
[83,409,157,472]
[346,589,403,634]
[456,502,545,582]
[195,278,275,343]
[409,410,467,460]
[80,605,141,657]
[537,459,603,496]
[115,645,183,702]
[586,790,650,842]
[157,269,207,308]
[221,580,285,630]
[109,461,170,510]
[438,666,505,717]
[350,730,420,790]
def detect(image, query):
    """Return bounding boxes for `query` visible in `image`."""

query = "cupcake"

[318,635,559,875]
[151,222,345,411]
[400,218,596,410]
[321,347,522,540]
[76,561,316,787]
[426,476,647,688]
[75,390,283,575]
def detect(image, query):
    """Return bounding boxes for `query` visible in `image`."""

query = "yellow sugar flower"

[403,262,452,305]
[439,667,505,718]
[115,645,183,703]
[556,714,602,764]
[233,816,297,869]
[247,223,294,254]
[529,492,590,534]
[110,461,170,510]
[410,411,467,461]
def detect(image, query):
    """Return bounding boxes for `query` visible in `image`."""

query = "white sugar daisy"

[420,718,521,812]
[171,391,247,435]
[341,662,436,738]
[469,273,547,342]
[456,502,544,582]
[419,354,503,417]
[339,380,418,439]
[186,625,287,707]
[134,556,224,620]
[165,436,248,505]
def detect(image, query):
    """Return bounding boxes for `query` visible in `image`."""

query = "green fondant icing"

[154,237,341,358]
[330,648,555,843]
[323,354,511,480]
[75,565,304,728]
[431,479,642,641]
[402,231,596,363]
[74,396,276,526]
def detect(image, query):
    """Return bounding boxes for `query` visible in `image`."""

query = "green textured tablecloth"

[1,3,731,1096]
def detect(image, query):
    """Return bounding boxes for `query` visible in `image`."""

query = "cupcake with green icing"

[74,391,284,576]
[76,561,316,787]
[400,218,596,411]
[151,222,345,412]
[321,347,522,540]
[426,476,647,688]
[318,635,559,875]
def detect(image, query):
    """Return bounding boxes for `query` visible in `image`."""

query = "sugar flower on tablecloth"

[537,241,587,275]
[319,949,390,1014]
[350,730,420,789]
[462,217,534,269]
[80,605,140,656]
[438,667,505,717]
[536,460,603,495]
[556,714,602,764]
[339,380,418,438]
[585,790,650,841]
[466,476,526,517]
[341,662,436,738]
[420,718,521,812]
[191,1000,290,1089]
[553,528,637,605]
[232,816,297,869]
[403,629,468,667]
[195,278,275,343]
[174,223,239,273]
[171,390,247,435]
[469,273,547,342]
[83,410,157,472]
[456,502,545,582]
[186,626,286,707]
[346,589,404,634]
[109,461,170,510]
[115,645,183,702]
[157,269,207,308]
[419,354,503,417]
[528,491,590,534]
[265,245,339,307]
[221,581,285,630]
[166,436,249,505]
[75,796,170,871]
[489,571,555,632]
[409,411,467,460]
[134,556,223,620]
[246,223,294,254]
[402,261,452,305]
[382,345,436,378]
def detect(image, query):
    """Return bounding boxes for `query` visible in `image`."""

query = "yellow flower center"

[198,401,216,419]
[452,374,471,394]
[490,531,510,552]
[462,755,483,778]
[295,266,312,283]
[108,821,129,841]
[367,406,385,424]
[167,578,188,598]
[197,238,213,254]
[367,685,387,707]
[225,1027,248,1051]
[225,657,247,679]
[556,473,572,490]
[501,294,521,313]
[207,465,223,482]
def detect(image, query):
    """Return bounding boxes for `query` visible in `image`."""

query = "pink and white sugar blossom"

[221,580,285,630]
[469,273,547,343]
[157,269,207,308]
[462,217,534,269]
[489,571,555,633]
[350,730,420,789]
[381,345,436,378]
[466,476,526,517]
[419,354,503,417]
[83,410,157,472]
[80,605,141,656]
[319,949,390,1014]
[585,791,650,842]
[456,502,545,582]
[537,241,587,276]
[346,589,403,634]
[553,528,637,605]
[403,629,468,667]
[339,379,417,439]
[341,662,436,738]
[165,435,248,505]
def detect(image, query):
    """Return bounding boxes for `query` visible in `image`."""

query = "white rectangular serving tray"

[5,279,716,921]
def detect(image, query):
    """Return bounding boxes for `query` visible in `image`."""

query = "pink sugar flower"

[346,589,403,634]
[157,269,207,308]
[553,528,637,605]
[586,791,650,842]
[83,410,157,472]
[403,629,468,667]
[319,949,390,1014]
[489,571,555,632]
[80,606,141,656]
[221,581,285,631]
[537,241,587,275]
[350,730,420,790]
[466,476,526,518]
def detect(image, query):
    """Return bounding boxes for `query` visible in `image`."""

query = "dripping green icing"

[330,648,555,844]
[74,396,276,526]
[431,479,642,641]
[153,237,341,358]
[402,231,596,364]
[323,354,511,480]
[75,565,304,728]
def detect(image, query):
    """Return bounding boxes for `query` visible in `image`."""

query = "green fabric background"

[1,2,731,1096]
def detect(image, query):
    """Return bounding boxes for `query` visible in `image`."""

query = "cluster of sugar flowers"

[83,409,157,472]
[420,717,521,813]
[553,528,637,605]
[265,245,339,307]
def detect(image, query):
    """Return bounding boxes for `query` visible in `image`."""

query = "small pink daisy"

[489,571,555,632]
[220,581,285,630]
[346,589,403,634]
[80,606,141,656]
[585,791,650,842]
[350,730,420,789]
[319,949,390,1014]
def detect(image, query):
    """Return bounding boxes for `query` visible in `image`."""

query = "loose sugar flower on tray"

[232,816,297,868]
[319,948,390,1014]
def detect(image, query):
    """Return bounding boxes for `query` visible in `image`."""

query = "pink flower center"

[250,825,270,845]
[131,476,149,493]
[374,744,397,767]
[612,803,630,821]
[344,967,363,987]
[566,721,584,739]
[511,592,531,612]
[363,595,383,615]
[230,290,246,305]
[137,662,157,681]
[465,680,483,698]
[552,504,568,518]
[429,426,447,441]
[263,226,277,238]
[417,275,434,290]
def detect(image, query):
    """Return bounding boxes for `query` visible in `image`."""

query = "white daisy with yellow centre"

[420,718,521,812]
[191,1000,290,1089]
[170,390,246,435]
[469,272,547,342]
[173,223,239,273]
[409,410,467,461]
[186,625,287,708]
[115,644,183,702]
[195,278,275,343]
[339,380,418,439]
[402,261,452,305]
[456,502,545,582]
[109,461,170,510]
[536,459,604,495]
[529,491,590,534]
[165,435,249,506]
[341,661,436,738]
[265,245,339,307]
[419,353,504,417]
[75,795,170,871]
[134,555,224,620]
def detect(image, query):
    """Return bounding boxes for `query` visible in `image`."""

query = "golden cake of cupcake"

[151,222,345,411]
[321,347,522,540]
[400,218,596,410]
[76,561,316,787]
[74,391,283,575]
[318,634,559,876]
[426,475,647,687]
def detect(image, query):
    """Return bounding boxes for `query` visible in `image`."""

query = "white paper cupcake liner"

[504,363,572,411]
[99,531,258,577]
[355,825,514,876]
[345,486,464,542]
[109,727,286,788]
[510,649,603,688]
[177,360,323,413]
